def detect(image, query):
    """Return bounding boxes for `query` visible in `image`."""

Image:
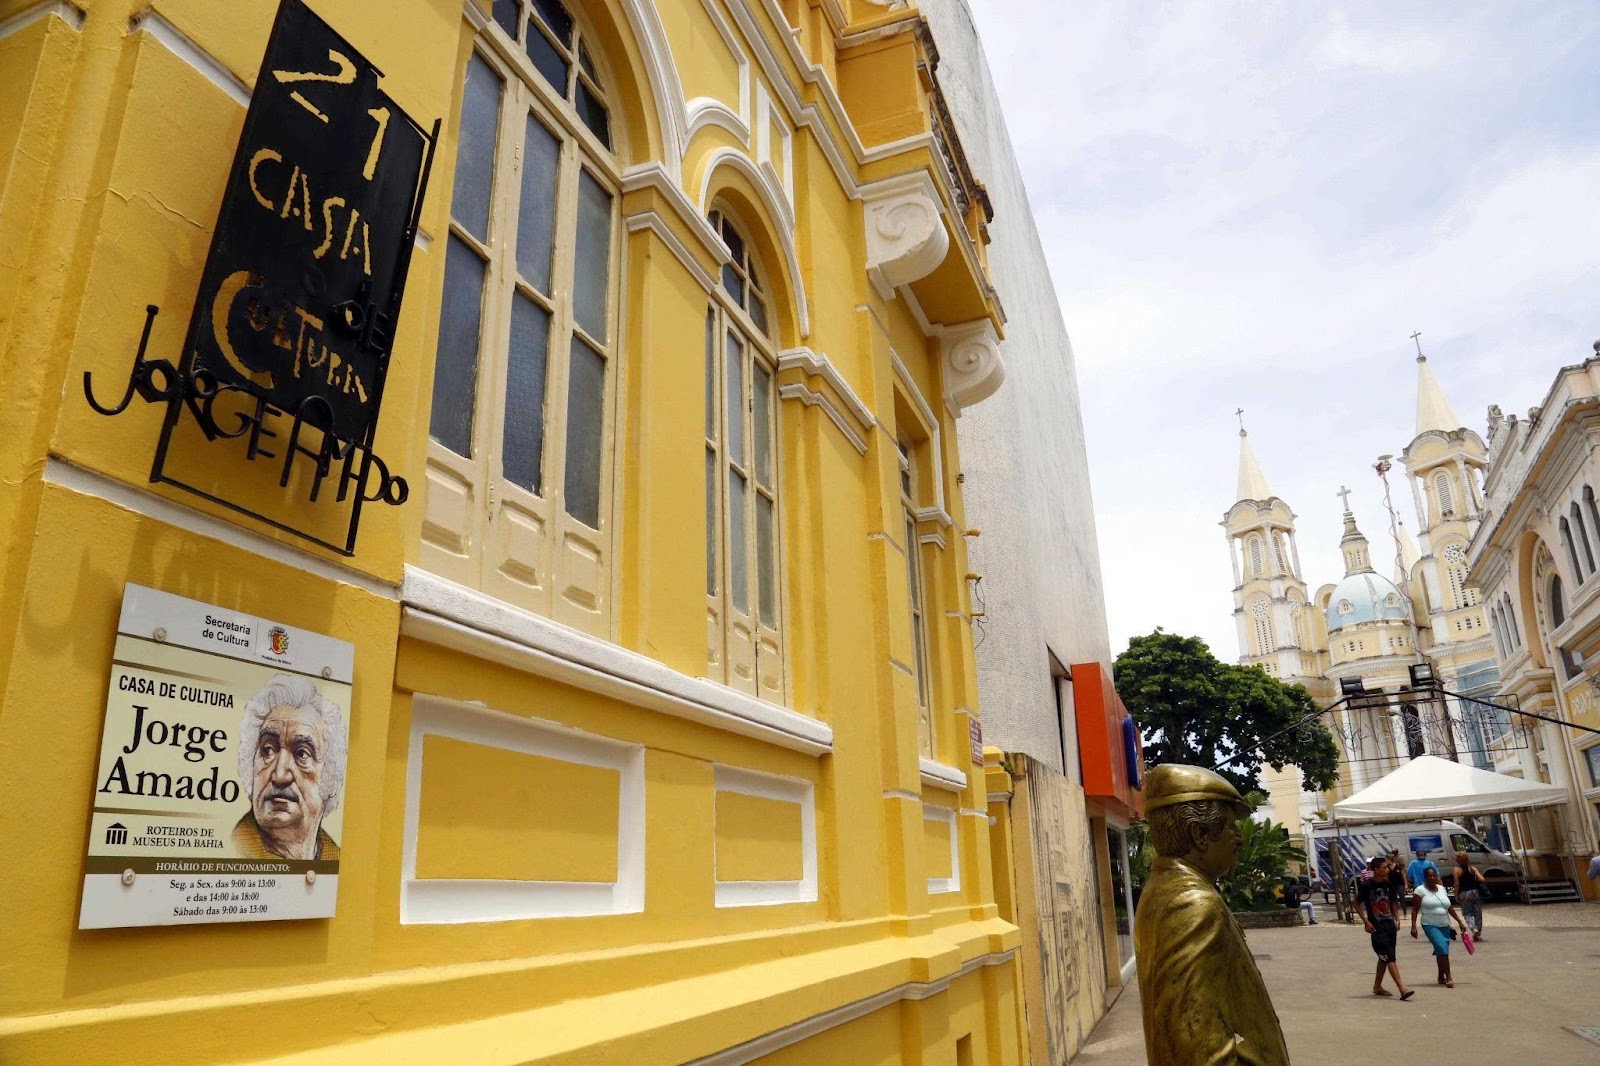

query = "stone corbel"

[941,320,1005,414]
[863,173,949,302]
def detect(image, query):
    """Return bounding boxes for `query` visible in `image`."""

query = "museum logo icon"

[105,823,128,845]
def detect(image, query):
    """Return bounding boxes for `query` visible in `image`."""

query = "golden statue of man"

[1133,764,1290,1065]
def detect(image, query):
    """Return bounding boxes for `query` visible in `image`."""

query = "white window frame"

[705,208,785,701]
[421,22,623,638]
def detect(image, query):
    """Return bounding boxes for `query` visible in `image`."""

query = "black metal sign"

[85,0,437,555]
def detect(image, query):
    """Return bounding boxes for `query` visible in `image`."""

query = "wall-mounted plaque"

[79,585,355,929]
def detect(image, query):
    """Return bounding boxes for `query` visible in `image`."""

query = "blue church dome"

[1325,572,1409,631]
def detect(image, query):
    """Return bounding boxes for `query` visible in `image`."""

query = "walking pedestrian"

[1411,866,1468,988]
[1452,850,1486,940]
[1388,849,1409,920]
[1359,856,1414,1000]
[1405,847,1438,898]
[1588,840,1600,885]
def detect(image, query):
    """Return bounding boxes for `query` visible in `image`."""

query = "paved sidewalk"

[1075,902,1600,1064]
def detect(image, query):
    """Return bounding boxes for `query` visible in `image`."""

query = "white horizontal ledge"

[919,757,968,792]
[400,568,833,757]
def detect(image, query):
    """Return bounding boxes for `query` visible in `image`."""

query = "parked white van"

[1309,819,1521,898]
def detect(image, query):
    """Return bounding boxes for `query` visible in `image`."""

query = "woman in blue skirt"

[1410,865,1468,987]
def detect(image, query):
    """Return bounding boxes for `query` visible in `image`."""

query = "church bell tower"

[1221,415,1321,686]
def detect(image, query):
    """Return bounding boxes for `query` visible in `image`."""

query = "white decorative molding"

[401,567,833,756]
[127,7,250,106]
[941,320,1006,414]
[776,346,876,455]
[889,350,948,519]
[0,1,83,42]
[616,0,688,182]
[687,97,750,146]
[713,765,818,908]
[777,348,875,428]
[693,0,752,129]
[923,804,961,895]
[697,147,810,337]
[625,209,717,293]
[754,81,794,203]
[400,696,646,923]
[777,383,869,456]
[862,173,949,302]
[621,162,730,267]
[919,757,967,792]
[688,949,1018,1065]
[43,458,399,599]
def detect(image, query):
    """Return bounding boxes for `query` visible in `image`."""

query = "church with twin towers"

[1222,349,1503,833]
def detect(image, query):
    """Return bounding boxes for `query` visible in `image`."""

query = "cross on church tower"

[1410,331,1425,362]
[1235,407,1246,435]
[1337,485,1352,512]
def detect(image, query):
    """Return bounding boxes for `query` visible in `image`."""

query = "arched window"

[1574,502,1597,579]
[705,207,783,699]
[1435,471,1454,519]
[1561,517,1584,583]
[1288,597,1305,647]
[1251,599,1274,656]
[1503,593,1520,647]
[1585,487,1600,559]
[1248,536,1263,577]
[1548,575,1580,677]
[1490,604,1509,658]
[423,0,621,634]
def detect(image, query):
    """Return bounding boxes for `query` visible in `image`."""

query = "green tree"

[1113,630,1338,795]
[1219,816,1307,912]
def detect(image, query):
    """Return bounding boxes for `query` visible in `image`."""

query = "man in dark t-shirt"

[1358,856,1414,1000]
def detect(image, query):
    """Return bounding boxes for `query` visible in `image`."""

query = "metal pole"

[1514,808,1530,904]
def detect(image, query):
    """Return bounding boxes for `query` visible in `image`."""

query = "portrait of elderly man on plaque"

[232,675,346,861]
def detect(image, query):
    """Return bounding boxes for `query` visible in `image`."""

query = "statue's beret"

[1143,764,1251,817]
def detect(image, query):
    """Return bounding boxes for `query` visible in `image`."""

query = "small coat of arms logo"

[267,626,290,656]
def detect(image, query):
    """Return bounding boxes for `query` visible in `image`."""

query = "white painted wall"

[921,0,1114,772]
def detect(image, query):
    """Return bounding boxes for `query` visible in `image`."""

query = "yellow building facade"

[0,0,1024,1061]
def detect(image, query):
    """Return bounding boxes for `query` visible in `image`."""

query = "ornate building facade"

[0,0,1044,1060]
[1224,354,1501,832]
[1467,346,1600,896]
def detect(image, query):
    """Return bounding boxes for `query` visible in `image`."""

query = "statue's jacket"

[1133,856,1291,1065]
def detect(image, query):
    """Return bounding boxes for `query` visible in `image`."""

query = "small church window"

[1337,599,1354,616]
[1436,472,1454,518]
[1384,593,1400,609]
[1561,518,1584,585]
[1248,536,1263,577]
[1572,502,1596,579]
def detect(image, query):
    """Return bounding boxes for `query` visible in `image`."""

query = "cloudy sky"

[963,0,1600,662]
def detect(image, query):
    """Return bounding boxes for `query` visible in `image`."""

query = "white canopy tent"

[1330,756,1577,904]
[1331,755,1567,822]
